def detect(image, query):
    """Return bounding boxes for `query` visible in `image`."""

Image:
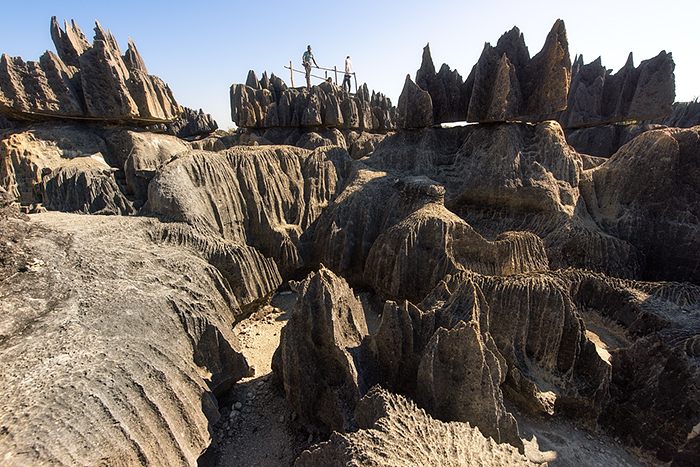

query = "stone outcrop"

[602,331,700,464]
[272,267,369,434]
[230,71,396,131]
[0,213,250,466]
[360,122,643,281]
[0,123,193,211]
[0,17,181,124]
[146,145,354,277]
[397,74,434,128]
[1,123,114,206]
[650,100,700,128]
[272,266,525,451]
[465,19,571,123]
[564,122,665,158]
[400,20,571,126]
[415,44,469,124]
[42,155,135,215]
[303,168,550,301]
[580,126,700,284]
[296,387,542,466]
[149,107,219,139]
[559,51,675,129]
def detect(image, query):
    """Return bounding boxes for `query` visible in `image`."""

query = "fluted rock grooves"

[0,15,697,467]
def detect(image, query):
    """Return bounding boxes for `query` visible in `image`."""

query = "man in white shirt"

[343,56,352,93]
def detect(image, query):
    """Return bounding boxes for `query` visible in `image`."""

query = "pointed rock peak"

[91,21,121,55]
[123,38,148,74]
[245,70,260,89]
[50,16,90,68]
[260,71,270,89]
[624,51,635,69]
[496,26,523,49]
[416,43,436,89]
[421,43,436,74]
[93,20,108,42]
[494,26,529,66]
[538,18,570,62]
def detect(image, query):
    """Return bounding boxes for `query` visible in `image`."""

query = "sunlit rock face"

[0,17,181,124]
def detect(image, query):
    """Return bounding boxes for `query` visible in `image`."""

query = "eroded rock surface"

[581,126,700,284]
[296,386,543,466]
[0,213,250,466]
[559,51,675,129]
[0,17,180,124]
[230,72,396,131]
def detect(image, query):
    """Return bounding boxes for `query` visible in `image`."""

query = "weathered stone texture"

[559,51,675,128]
[0,17,181,124]
[296,387,541,467]
[0,213,249,466]
[230,72,395,131]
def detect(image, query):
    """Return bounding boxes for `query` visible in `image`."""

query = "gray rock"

[650,100,700,128]
[415,44,469,124]
[466,19,571,122]
[0,213,249,466]
[296,386,539,466]
[559,51,675,128]
[147,145,353,276]
[43,157,135,215]
[397,74,434,129]
[0,123,112,205]
[565,122,665,157]
[0,17,181,124]
[230,73,394,131]
[272,267,368,434]
[149,107,218,139]
[581,126,700,283]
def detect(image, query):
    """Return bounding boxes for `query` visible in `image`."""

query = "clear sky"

[1,0,698,129]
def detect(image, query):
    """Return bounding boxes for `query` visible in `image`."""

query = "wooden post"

[334,66,338,86]
[353,73,358,94]
[290,61,294,88]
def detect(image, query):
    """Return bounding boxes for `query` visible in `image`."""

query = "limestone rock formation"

[296,387,543,466]
[42,155,135,215]
[396,74,434,129]
[580,126,700,283]
[415,44,469,124]
[149,107,219,139]
[559,51,675,129]
[0,213,250,466]
[0,123,195,211]
[230,71,396,131]
[146,145,354,277]
[464,20,570,122]
[272,267,369,434]
[564,122,664,157]
[474,272,612,423]
[0,17,181,124]
[1,123,114,206]
[359,122,643,280]
[415,278,522,449]
[651,100,700,128]
[273,266,526,451]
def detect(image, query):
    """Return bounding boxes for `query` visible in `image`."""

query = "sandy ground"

[200,291,655,467]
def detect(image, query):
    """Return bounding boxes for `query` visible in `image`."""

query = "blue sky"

[1,1,698,129]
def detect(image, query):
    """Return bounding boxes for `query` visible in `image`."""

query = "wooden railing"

[284,61,358,93]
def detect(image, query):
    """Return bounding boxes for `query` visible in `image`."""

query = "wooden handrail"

[284,63,357,93]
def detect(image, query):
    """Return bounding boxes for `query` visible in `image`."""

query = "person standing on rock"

[302,45,318,90]
[343,55,353,93]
